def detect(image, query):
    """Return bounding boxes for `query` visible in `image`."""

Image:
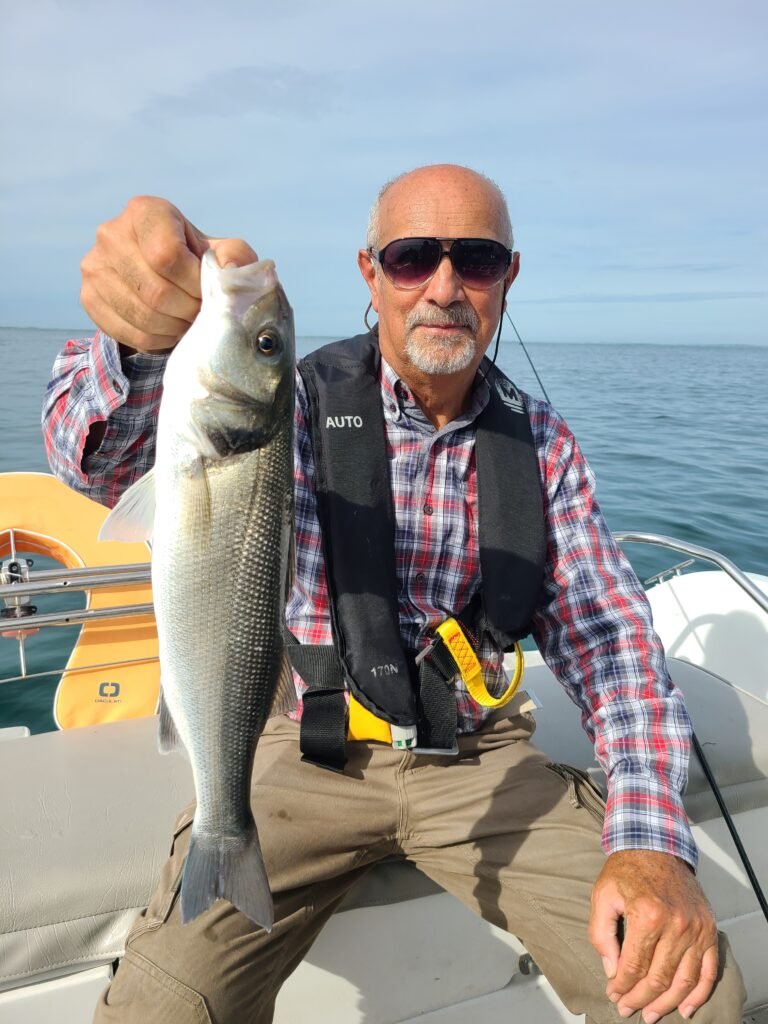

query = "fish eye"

[255,332,280,355]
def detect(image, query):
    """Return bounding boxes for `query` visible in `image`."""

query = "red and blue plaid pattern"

[42,331,697,867]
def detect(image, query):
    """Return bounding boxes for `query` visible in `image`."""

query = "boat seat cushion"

[519,655,768,823]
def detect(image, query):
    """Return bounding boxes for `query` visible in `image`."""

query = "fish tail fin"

[180,825,274,932]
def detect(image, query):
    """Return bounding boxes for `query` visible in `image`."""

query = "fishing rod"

[692,733,768,923]
[504,310,551,403]
[506,316,768,925]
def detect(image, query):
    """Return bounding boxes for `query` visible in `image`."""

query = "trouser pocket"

[103,947,213,1023]
[98,810,215,1023]
[544,763,606,825]
[133,807,194,935]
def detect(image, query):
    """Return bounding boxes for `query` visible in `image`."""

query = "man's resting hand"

[80,196,258,353]
[589,849,718,1022]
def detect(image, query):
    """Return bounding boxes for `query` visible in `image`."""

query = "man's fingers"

[83,197,203,347]
[587,889,621,979]
[630,944,716,1023]
[109,249,202,324]
[82,247,197,351]
[606,907,718,1020]
[606,907,662,997]
[206,236,260,269]
[81,285,186,354]
[678,943,719,1020]
[129,196,204,299]
[616,943,703,1020]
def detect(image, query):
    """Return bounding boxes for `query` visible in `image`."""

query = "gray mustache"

[405,305,479,332]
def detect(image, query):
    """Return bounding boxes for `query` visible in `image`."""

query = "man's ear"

[357,248,380,315]
[506,250,521,291]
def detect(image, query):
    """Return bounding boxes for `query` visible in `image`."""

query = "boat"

[1,471,766,1023]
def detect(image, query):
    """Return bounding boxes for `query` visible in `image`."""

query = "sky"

[1,0,766,345]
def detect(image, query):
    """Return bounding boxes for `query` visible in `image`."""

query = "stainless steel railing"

[613,532,768,617]
[0,560,154,681]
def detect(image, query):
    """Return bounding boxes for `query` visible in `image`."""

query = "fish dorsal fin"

[99,469,156,543]
[268,651,298,718]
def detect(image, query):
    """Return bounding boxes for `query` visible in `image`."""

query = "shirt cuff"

[86,331,169,416]
[603,768,698,871]
[84,331,129,416]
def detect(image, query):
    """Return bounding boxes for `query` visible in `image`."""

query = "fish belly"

[153,432,293,929]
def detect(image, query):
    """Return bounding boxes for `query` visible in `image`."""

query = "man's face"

[358,168,519,381]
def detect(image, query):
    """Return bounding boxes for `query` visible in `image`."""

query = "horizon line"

[1,326,765,350]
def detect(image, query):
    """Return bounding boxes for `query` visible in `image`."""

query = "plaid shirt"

[42,331,697,867]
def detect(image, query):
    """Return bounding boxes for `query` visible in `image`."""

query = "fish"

[100,249,296,930]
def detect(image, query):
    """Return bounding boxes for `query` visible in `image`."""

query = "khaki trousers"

[94,712,746,1024]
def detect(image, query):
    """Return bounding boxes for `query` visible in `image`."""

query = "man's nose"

[422,250,466,305]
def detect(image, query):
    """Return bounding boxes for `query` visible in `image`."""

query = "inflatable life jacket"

[286,332,546,771]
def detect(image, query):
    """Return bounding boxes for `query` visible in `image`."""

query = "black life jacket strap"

[283,632,349,773]
[300,688,348,773]
[415,640,458,751]
[297,338,416,726]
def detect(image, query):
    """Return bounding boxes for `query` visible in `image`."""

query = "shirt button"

[423,503,433,516]
[113,380,123,395]
[415,573,425,584]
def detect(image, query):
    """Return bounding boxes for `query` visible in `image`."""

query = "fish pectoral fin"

[99,469,156,543]
[268,650,298,718]
[186,456,213,539]
[157,688,184,756]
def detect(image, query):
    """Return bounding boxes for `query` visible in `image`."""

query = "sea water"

[1,326,766,733]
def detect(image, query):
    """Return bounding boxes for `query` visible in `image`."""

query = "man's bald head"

[357,163,520,390]
[366,164,514,252]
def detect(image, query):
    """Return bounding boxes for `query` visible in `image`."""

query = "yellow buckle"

[434,617,524,708]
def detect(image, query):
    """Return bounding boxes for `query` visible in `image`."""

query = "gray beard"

[403,304,480,375]
[404,331,476,375]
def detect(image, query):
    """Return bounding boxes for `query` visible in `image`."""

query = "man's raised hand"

[80,196,258,353]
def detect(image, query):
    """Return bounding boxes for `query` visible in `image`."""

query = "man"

[43,164,745,1023]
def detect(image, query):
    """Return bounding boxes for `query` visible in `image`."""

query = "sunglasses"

[369,236,512,290]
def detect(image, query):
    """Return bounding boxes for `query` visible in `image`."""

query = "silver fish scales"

[102,251,296,929]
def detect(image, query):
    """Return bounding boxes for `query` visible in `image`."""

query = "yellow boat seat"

[0,472,159,728]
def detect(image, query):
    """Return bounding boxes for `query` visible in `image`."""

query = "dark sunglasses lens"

[380,238,442,287]
[452,240,511,288]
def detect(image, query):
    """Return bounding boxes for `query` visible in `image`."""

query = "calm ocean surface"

[1,326,766,733]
